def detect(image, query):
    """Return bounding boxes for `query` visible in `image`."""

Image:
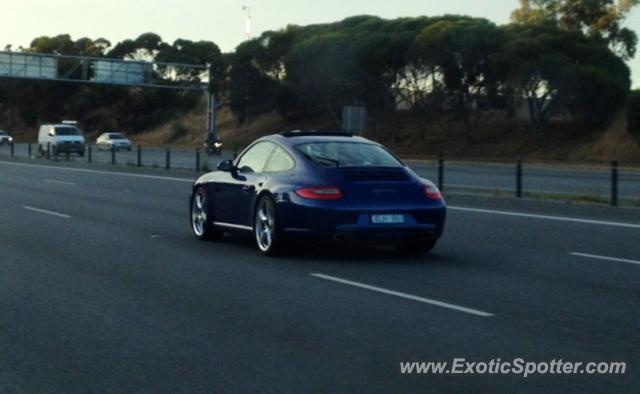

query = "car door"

[236,144,297,227]
[213,141,275,225]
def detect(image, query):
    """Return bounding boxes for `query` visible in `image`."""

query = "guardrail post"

[516,159,523,198]
[88,146,92,163]
[111,145,116,165]
[10,142,14,157]
[46,142,50,160]
[166,148,171,170]
[195,148,201,172]
[437,154,444,192]
[611,160,619,206]
[65,151,70,161]
[137,145,142,167]
[28,143,32,157]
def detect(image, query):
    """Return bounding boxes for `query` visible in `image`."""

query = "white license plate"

[371,214,405,224]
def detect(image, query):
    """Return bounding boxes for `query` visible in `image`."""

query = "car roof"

[263,130,374,147]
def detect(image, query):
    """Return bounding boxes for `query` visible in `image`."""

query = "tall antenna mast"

[242,6,252,40]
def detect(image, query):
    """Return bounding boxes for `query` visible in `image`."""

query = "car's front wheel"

[254,196,284,256]
[191,187,222,241]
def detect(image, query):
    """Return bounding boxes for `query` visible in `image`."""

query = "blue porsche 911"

[190,130,446,255]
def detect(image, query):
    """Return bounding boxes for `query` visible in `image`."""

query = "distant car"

[38,122,86,156]
[189,130,446,255]
[96,132,133,151]
[0,130,13,145]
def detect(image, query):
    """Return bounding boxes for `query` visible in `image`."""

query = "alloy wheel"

[191,191,207,237]
[255,199,275,252]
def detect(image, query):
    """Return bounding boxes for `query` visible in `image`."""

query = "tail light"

[295,187,343,200]
[424,184,442,200]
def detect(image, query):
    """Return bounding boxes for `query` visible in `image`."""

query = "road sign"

[342,106,367,134]
[0,50,217,139]
[94,60,148,85]
[0,52,57,79]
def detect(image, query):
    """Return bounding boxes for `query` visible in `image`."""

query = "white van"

[38,122,86,156]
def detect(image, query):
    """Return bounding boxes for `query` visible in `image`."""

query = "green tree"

[30,34,77,55]
[108,33,163,60]
[414,18,504,143]
[29,35,111,57]
[155,39,223,89]
[496,24,572,135]
[511,0,639,59]
[498,24,630,134]
[227,40,280,124]
[285,32,365,123]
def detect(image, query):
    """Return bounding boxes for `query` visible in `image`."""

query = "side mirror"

[217,159,235,172]
[48,131,55,137]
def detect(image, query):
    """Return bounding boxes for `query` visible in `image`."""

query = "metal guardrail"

[0,143,637,206]
[428,154,637,206]
[0,142,233,173]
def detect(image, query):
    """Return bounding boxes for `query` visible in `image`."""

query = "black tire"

[398,238,437,254]
[190,187,222,241]
[254,195,285,256]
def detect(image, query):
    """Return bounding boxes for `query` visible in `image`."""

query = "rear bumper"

[278,198,446,242]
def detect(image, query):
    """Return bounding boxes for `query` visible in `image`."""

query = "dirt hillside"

[132,108,640,165]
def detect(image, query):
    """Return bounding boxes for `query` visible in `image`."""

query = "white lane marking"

[0,160,193,183]
[44,179,76,186]
[449,206,640,229]
[23,206,71,219]
[570,252,640,266]
[311,273,493,317]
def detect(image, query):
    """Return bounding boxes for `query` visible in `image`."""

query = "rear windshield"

[108,133,126,140]
[55,126,81,136]
[295,142,402,168]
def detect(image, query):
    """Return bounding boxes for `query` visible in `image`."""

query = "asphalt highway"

[1,158,639,393]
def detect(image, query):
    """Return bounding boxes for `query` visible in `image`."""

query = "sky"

[2,0,639,87]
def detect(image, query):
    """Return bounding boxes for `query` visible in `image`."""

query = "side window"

[264,145,295,173]
[236,142,275,173]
